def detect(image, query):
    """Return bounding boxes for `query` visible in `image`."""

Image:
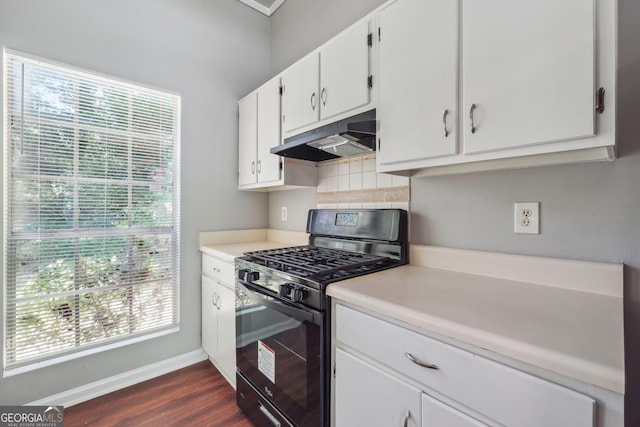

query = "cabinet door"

[201,275,218,358]
[320,19,371,121]
[256,77,282,184]
[422,394,487,427]
[238,92,258,186]
[216,282,237,384]
[281,54,320,133]
[462,0,595,154]
[377,0,457,167]
[335,348,422,427]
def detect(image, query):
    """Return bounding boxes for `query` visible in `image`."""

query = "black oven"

[235,277,328,427]
[234,209,408,427]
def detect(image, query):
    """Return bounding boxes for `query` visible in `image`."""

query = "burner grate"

[243,245,390,278]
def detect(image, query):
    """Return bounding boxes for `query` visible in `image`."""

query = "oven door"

[236,280,326,427]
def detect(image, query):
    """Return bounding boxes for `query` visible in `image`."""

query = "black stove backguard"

[306,208,408,245]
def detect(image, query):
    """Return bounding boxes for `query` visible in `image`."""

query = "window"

[3,50,181,370]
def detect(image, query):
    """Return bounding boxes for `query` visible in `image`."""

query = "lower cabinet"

[335,348,422,427]
[201,253,236,388]
[334,304,596,427]
[335,348,484,427]
[422,394,487,427]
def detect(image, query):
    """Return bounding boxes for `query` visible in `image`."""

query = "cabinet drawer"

[335,305,594,427]
[202,253,235,285]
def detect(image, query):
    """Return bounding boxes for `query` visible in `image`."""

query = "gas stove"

[235,209,408,427]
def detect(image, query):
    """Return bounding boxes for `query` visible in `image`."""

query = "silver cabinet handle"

[469,104,477,134]
[310,92,317,110]
[321,88,327,106]
[211,292,217,308]
[405,352,439,370]
[251,161,255,174]
[402,410,411,427]
[257,160,261,174]
[443,109,449,138]
[216,294,221,310]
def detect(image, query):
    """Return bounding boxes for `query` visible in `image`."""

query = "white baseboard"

[28,349,208,407]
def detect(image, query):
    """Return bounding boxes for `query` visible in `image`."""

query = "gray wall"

[0,0,271,403]
[269,0,640,425]
[270,0,387,74]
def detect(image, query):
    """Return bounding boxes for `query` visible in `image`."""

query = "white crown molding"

[237,0,287,16]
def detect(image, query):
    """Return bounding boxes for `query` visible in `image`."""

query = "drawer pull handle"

[405,352,439,370]
[402,409,411,427]
[258,402,281,427]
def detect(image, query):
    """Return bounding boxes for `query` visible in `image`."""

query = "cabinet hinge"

[280,85,285,96]
[367,75,373,89]
[367,32,373,47]
[378,138,381,150]
[596,87,605,114]
[280,160,283,171]
[378,27,381,42]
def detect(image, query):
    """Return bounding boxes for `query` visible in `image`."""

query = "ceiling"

[236,0,287,16]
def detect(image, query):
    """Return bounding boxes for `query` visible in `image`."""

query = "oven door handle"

[239,281,321,325]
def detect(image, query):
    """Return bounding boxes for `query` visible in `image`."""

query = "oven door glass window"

[236,281,324,427]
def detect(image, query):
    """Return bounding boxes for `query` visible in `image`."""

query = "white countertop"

[197,233,624,394]
[199,228,308,262]
[327,245,624,394]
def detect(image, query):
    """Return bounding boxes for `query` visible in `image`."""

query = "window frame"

[2,49,182,372]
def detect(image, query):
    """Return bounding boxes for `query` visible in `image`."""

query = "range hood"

[271,109,376,162]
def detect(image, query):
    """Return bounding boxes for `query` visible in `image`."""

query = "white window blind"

[3,50,181,369]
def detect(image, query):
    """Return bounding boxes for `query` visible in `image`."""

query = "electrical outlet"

[514,202,540,234]
[281,206,288,222]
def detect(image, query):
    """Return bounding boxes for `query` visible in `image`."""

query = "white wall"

[0,0,271,403]
[269,0,640,425]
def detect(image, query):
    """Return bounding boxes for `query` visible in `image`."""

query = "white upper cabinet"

[239,76,282,187]
[238,76,317,190]
[281,54,320,133]
[281,19,373,135]
[238,91,259,187]
[377,0,458,167]
[462,0,595,154]
[319,19,372,121]
[376,0,615,175]
[256,77,282,183]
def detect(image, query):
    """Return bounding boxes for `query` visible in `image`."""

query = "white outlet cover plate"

[514,202,540,234]
[281,206,288,222]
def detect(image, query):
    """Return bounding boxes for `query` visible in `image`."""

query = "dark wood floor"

[64,360,253,427]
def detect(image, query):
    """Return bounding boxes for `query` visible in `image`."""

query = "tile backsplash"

[316,153,410,210]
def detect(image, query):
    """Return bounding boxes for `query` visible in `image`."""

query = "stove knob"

[279,284,292,297]
[291,288,306,303]
[238,269,259,282]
